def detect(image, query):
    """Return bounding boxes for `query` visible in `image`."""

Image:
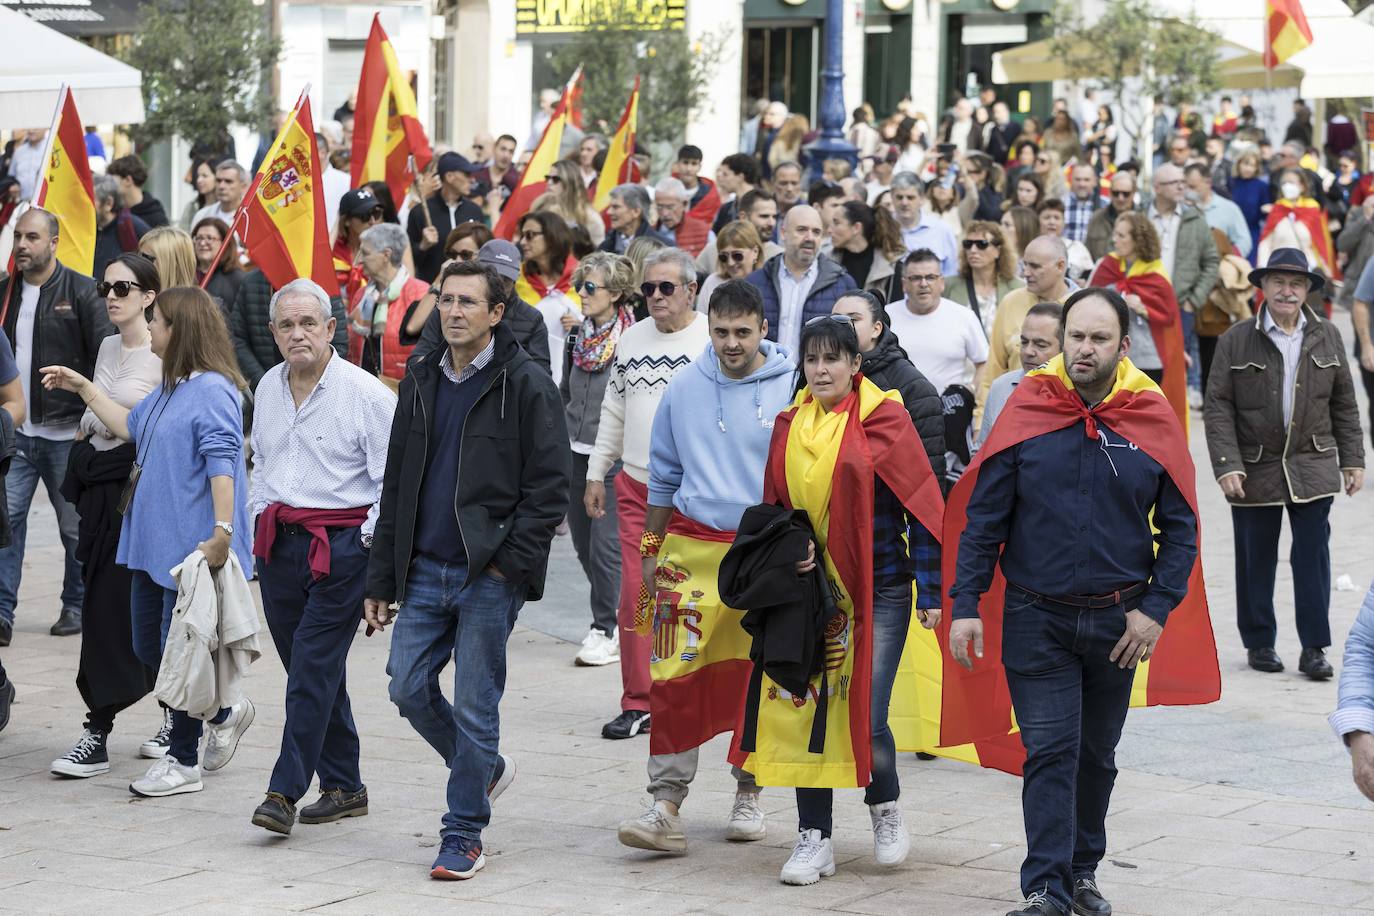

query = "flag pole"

[32,83,68,207]
[198,176,259,290]
[409,154,434,231]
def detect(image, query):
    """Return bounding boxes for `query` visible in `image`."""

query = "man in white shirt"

[247,278,396,836]
[192,160,250,229]
[890,172,958,274]
[884,249,988,394]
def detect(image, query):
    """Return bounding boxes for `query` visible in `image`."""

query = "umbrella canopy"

[0,5,143,126]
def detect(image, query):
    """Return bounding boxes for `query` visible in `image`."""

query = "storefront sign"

[515,0,686,34]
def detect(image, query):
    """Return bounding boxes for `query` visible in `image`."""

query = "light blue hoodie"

[647,339,795,531]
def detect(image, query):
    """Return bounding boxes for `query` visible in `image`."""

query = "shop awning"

[0,0,141,38]
[0,5,143,126]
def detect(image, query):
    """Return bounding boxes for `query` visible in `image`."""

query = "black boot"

[50,608,81,637]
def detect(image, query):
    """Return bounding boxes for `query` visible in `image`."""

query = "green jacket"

[941,273,1024,328]
[1154,203,1220,310]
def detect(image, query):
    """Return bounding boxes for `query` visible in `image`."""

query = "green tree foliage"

[549,24,729,151]
[125,0,281,148]
[1050,0,1221,145]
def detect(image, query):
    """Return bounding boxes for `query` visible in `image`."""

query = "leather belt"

[276,522,351,537]
[1008,581,1148,611]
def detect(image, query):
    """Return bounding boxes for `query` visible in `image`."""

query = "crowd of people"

[0,83,1371,916]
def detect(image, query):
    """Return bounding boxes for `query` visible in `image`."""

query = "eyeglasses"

[574,280,600,296]
[719,250,750,265]
[520,229,543,242]
[903,273,940,284]
[98,280,143,298]
[545,174,562,185]
[962,239,994,250]
[641,280,679,299]
[192,233,222,245]
[437,294,489,311]
[805,314,853,327]
[448,249,477,262]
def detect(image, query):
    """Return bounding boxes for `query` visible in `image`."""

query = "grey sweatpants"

[648,748,760,807]
[567,452,622,635]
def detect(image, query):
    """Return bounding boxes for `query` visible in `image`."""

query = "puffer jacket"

[1204,305,1365,505]
[861,327,948,487]
[747,253,858,341]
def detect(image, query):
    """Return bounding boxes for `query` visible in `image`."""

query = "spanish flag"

[1265,0,1313,69]
[1261,197,1337,280]
[240,90,340,297]
[649,517,754,755]
[591,78,639,213]
[728,377,944,787]
[34,86,95,276]
[494,67,582,240]
[351,14,432,211]
[933,356,1221,776]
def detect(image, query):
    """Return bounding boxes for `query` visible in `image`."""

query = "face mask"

[1184,190,1200,204]
[1282,182,1301,200]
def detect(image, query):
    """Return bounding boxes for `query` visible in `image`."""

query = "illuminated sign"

[515,0,687,35]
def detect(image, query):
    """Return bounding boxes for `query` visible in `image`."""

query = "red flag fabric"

[685,177,722,227]
[351,14,433,211]
[1261,197,1337,280]
[493,70,579,240]
[1265,0,1314,69]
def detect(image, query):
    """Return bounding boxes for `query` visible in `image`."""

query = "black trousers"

[1232,498,1333,650]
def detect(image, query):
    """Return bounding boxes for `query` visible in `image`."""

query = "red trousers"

[614,471,650,712]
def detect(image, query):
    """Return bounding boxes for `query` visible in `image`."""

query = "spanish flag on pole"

[351,14,432,210]
[239,89,340,297]
[929,356,1220,776]
[592,79,639,213]
[34,85,95,276]
[1264,0,1313,69]
[493,66,582,240]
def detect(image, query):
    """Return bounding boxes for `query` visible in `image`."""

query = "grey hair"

[654,177,688,201]
[92,174,120,209]
[890,171,924,193]
[609,183,651,216]
[361,223,408,267]
[773,161,802,177]
[269,278,333,324]
[215,159,249,182]
[642,246,698,287]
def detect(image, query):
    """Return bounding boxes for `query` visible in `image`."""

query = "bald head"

[1153,163,1186,209]
[783,205,823,271]
[1022,236,1069,298]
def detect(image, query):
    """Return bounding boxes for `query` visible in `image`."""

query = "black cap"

[338,186,378,218]
[437,151,483,176]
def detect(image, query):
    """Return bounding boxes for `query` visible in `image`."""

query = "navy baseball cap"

[437,152,483,176]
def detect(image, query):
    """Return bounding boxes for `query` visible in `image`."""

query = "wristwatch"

[214,520,234,537]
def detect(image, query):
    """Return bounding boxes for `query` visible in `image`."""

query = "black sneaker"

[299,786,369,824]
[601,710,650,740]
[140,707,173,759]
[252,792,297,835]
[0,679,13,733]
[51,729,110,777]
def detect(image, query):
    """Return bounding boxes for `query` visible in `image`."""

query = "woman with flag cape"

[727,315,944,886]
[1259,167,1337,314]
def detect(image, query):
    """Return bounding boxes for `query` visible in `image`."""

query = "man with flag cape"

[945,288,1218,916]
[615,280,794,855]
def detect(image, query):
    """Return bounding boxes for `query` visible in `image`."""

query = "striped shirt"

[440,338,496,385]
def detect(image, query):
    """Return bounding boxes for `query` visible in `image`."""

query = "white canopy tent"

[0,4,143,127]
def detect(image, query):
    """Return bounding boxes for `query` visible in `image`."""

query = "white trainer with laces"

[725,791,766,841]
[617,801,686,853]
[140,707,173,759]
[780,828,835,885]
[129,754,203,797]
[870,800,911,866]
[575,628,620,667]
[202,697,254,772]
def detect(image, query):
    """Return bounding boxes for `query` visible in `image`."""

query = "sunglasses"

[718,250,750,265]
[1111,190,1133,198]
[805,314,853,327]
[962,239,995,250]
[448,249,477,262]
[574,280,600,296]
[545,174,562,185]
[640,280,679,298]
[98,280,143,298]
[520,229,543,242]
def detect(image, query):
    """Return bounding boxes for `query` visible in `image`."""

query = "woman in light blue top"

[42,286,253,799]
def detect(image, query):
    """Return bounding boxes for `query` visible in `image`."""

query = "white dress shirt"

[248,352,397,538]
[1262,308,1308,430]
[1149,205,1182,280]
[776,258,819,358]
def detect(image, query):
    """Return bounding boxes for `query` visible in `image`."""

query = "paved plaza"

[2,397,1374,915]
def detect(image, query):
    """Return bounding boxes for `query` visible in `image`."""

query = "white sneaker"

[617,801,686,853]
[780,828,836,885]
[129,754,203,797]
[725,791,766,841]
[202,697,254,772]
[1188,387,1204,410]
[870,800,910,866]
[140,707,173,759]
[575,628,620,667]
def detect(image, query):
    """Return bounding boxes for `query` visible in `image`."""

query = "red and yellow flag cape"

[728,376,944,787]
[592,79,639,212]
[932,355,1220,775]
[1261,197,1336,280]
[649,516,754,755]
[685,177,722,228]
[34,87,95,276]
[1090,256,1189,434]
[351,14,433,212]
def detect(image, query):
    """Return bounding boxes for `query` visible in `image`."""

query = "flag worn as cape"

[240,91,340,297]
[495,68,580,240]
[728,376,944,788]
[1261,198,1336,279]
[649,516,754,755]
[934,355,1220,775]
[1265,0,1313,68]
[34,86,95,276]
[686,177,722,227]
[351,14,433,212]
[592,79,639,212]
[1090,256,1189,434]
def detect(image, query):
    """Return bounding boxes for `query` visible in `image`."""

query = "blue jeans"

[129,570,228,766]
[386,555,524,842]
[796,582,913,835]
[257,526,366,802]
[1001,585,1135,913]
[1181,307,1201,390]
[0,433,83,624]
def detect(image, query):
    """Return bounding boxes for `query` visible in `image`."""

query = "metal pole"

[803,0,858,175]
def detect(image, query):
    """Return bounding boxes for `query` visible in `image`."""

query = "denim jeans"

[129,570,228,766]
[0,433,83,624]
[1181,307,1201,389]
[386,555,524,842]
[1001,585,1135,913]
[797,582,913,835]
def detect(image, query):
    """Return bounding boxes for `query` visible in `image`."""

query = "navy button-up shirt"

[950,418,1197,625]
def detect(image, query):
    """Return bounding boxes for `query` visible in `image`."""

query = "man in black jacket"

[407,152,485,283]
[831,290,947,487]
[227,270,349,392]
[0,208,114,641]
[106,156,169,229]
[364,260,569,882]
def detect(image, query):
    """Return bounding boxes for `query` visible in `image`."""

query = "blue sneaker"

[430,834,485,880]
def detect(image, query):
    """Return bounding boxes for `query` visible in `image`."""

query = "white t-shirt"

[15,281,79,440]
[885,296,989,394]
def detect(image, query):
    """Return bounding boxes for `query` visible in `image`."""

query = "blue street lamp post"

[804,0,859,175]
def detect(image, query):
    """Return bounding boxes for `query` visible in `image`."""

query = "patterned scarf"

[572,305,634,372]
